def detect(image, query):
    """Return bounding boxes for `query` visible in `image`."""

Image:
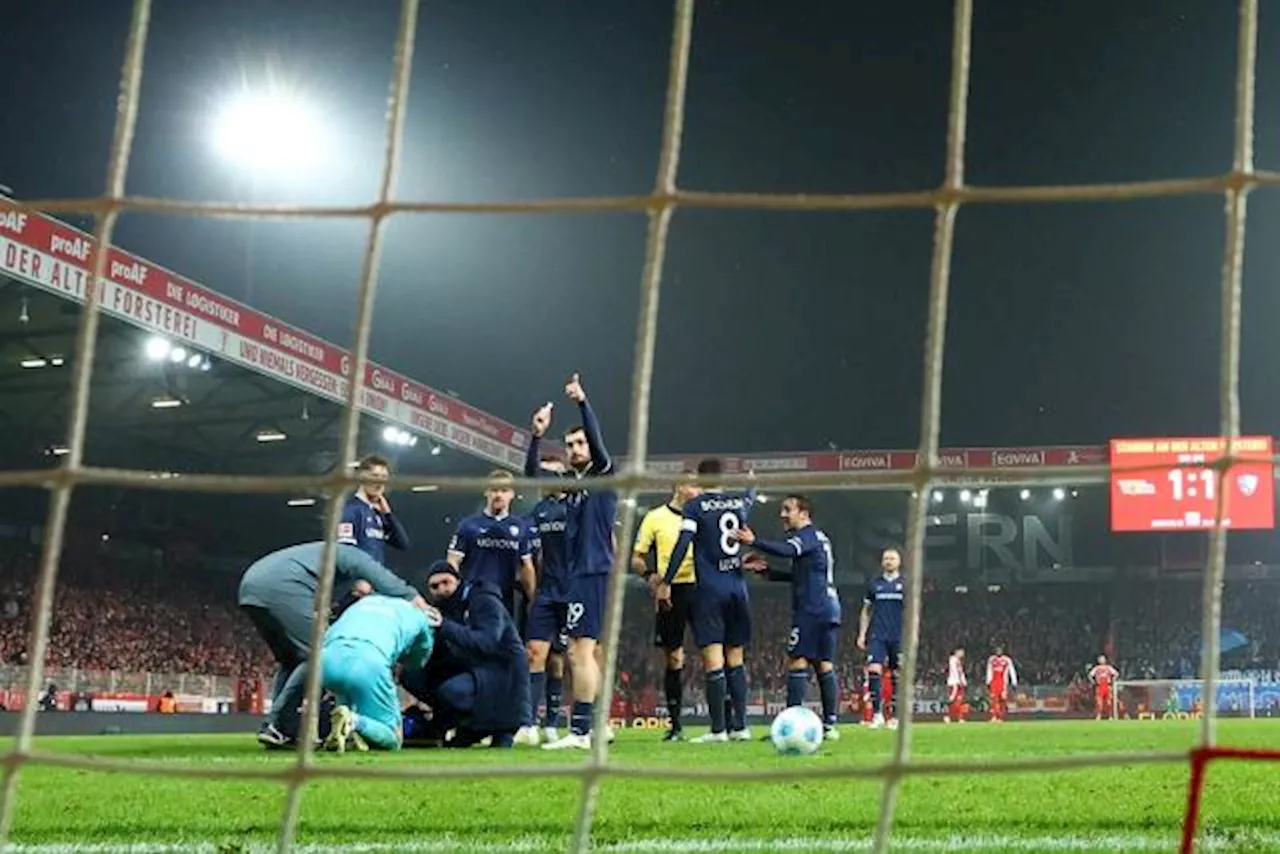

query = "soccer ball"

[769,705,824,755]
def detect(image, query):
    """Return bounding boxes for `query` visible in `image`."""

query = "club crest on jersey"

[1238,473,1259,496]
[509,525,520,537]
[337,523,354,539]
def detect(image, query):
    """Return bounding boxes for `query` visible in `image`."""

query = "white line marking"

[4,833,1279,854]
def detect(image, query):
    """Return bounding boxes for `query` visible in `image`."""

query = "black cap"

[426,559,459,581]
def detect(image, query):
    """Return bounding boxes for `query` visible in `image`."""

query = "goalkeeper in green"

[322,593,441,752]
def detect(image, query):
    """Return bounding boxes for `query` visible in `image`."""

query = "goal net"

[1,1,1279,854]
[1115,679,1258,721]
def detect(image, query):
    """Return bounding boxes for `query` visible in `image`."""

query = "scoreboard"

[1109,437,1275,532]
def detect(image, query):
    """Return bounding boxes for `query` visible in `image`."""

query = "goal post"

[1114,679,1257,721]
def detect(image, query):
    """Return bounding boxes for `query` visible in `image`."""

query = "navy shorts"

[867,638,901,671]
[566,574,609,641]
[691,585,751,650]
[788,617,838,663]
[525,595,570,653]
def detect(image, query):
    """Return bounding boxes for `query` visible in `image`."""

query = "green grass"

[5,720,1280,853]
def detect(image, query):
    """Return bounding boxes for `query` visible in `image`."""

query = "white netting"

[0,1,1274,853]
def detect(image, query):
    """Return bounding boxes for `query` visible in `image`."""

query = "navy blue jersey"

[863,573,905,642]
[754,525,840,625]
[530,495,571,601]
[448,512,533,601]
[664,490,755,593]
[337,494,410,564]
[523,400,617,578]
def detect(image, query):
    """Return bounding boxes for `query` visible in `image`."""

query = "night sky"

[4,0,1280,459]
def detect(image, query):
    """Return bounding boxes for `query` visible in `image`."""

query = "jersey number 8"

[718,511,742,557]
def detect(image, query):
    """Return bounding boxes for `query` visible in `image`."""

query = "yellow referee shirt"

[635,503,695,585]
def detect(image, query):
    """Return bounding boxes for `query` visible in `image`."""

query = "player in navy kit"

[857,546,905,730]
[524,373,618,750]
[447,470,537,618]
[736,495,842,739]
[658,458,755,742]
[337,454,411,564]
[514,458,572,746]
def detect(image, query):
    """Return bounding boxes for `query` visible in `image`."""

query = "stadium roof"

[0,197,1123,488]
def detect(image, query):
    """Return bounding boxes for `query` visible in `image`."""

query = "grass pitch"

[5,719,1279,853]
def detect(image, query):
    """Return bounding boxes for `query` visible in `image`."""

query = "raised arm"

[384,511,411,551]
[525,402,554,477]
[577,399,612,475]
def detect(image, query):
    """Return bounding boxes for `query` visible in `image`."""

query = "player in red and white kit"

[986,645,1016,723]
[1089,654,1119,720]
[944,647,966,723]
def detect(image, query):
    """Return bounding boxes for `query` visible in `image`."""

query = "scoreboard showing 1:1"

[1109,436,1276,532]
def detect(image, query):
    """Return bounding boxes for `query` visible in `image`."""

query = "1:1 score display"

[1167,467,1215,501]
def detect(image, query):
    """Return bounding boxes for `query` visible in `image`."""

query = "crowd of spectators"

[0,539,1274,700]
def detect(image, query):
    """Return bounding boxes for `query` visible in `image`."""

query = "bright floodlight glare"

[186,353,202,369]
[931,490,943,503]
[1053,487,1066,501]
[959,489,972,503]
[212,89,325,175]
[144,336,171,361]
[430,445,442,457]
[169,346,187,364]
[1019,488,1031,500]
[382,426,398,444]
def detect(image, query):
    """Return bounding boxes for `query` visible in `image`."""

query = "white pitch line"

[4,833,1280,854]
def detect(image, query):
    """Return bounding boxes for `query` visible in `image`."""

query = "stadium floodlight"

[973,491,988,509]
[959,489,972,504]
[48,445,69,457]
[410,485,439,493]
[211,86,326,176]
[144,336,171,361]
[150,396,182,409]
[286,498,316,507]
[430,445,442,456]
[186,353,203,369]
[49,356,64,366]
[1070,488,1079,499]
[1052,487,1066,501]
[1019,488,1031,500]
[255,429,287,443]
[169,346,188,364]
[931,490,943,503]
[381,426,418,447]
[19,357,47,369]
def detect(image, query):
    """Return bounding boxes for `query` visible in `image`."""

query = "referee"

[632,477,699,741]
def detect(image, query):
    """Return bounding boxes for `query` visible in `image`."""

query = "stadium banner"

[0,689,234,714]
[0,203,531,469]
[621,446,1109,478]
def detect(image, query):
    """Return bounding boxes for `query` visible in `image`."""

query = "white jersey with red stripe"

[947,654,967,688]
[986,654,1017,688]
[1089,663,1119,688]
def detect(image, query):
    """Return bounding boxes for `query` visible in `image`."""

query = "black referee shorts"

[654,582,696,651]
